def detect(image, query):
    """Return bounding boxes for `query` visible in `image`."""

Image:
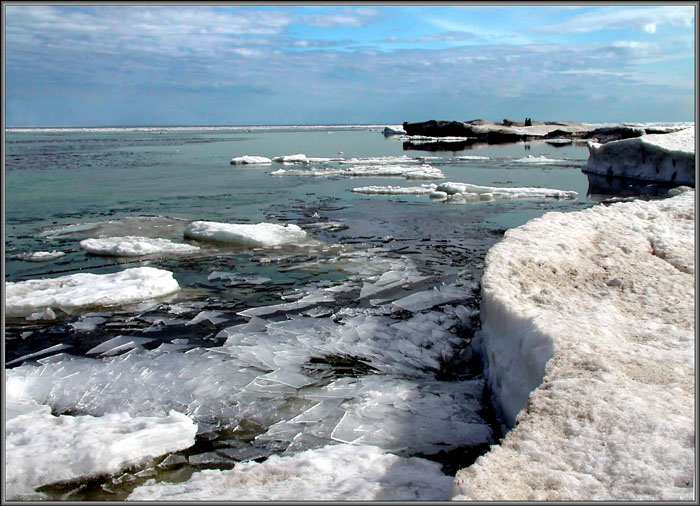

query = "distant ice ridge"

[80,236,200,256]
[230,155,272,165]
[128,444,452,501]
[584,127,695,185]
[452,189,695,500]
[5,267,180,318]
[183,221,308,247]
[272,164,444,180]
[18,250,65,262]
[352,182,577,201]
[5,385,196,500]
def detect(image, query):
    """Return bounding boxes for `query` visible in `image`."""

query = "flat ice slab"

[230,155,272,165]
[183,221,308,247]
[19,251,66,262]
[128,443,453,501]
[5,388,196,500]
[80,236,200,256]
[436,182,577,201]
[584,127,695,185]
[452,190,695,500]
[6,267,180,318]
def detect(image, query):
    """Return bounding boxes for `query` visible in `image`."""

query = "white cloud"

[299,8,379,28]
[535,6,694,34]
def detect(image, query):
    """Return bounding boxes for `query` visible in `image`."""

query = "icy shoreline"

[452,190,695,500]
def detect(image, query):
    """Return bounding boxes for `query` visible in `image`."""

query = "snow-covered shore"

[452,189,695,500]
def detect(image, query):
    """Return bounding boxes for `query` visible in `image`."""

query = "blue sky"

[4,4,696,126]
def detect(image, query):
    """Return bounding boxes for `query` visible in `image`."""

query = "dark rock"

[584,126,645,142]
[402,120,476,137]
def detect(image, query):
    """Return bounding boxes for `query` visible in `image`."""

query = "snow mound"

[183,221,308,247]
[436,182,577,201]
[128,444,452,501]
[5,267,180,318]
[80,236,200,256]
[584,127,695,185]
[5,385,196,500]
[230,155,272,165]
[452,191,695,500]
[19,251,66,262]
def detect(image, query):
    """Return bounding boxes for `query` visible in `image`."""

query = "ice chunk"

[127,444,454,501]
[6,267,180,317]
[184,221,308,247]
[185,310,229,326]
[80,236,199,256]
[456,155,490,160]
[86,335,157,356]
[351,184,437,195]
[272,164,444,180]
[392,285,471,313]
[382,126,407,136]
[69,315,108,332]
[436,181,577,200]
[230,155,272,165]
[584,127,695,185]
[6,343,73,367]
[19,250,66,262]
[5,390,196,501]
[513,154,567,164]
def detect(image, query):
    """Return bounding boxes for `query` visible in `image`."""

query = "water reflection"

[584,172,681,201]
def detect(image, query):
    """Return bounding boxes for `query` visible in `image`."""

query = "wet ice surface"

[5,200,505,500]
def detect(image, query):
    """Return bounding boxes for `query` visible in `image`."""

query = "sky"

[3,3,696,126]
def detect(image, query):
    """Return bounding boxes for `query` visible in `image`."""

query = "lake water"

[4,125,640,499]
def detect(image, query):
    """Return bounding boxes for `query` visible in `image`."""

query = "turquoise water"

[5,125,603,500]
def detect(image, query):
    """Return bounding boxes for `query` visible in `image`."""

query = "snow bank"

[5,267,180,318]
[5,385,196,500]
[80,236,200,256]
[19,251,66,262]
[436,182,577,201]
[230,155,272,165]
[128,444,452,501]
[183,221,308,247]
[584,127,695,185]
[452,190,695,500]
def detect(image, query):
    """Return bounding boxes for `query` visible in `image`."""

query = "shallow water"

[3,125,656,500]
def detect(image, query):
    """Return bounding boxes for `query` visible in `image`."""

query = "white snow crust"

[183,221,308,247]
[80,236,200,256]
[351,184,436,195]
[452,190,695,501]
[230,155,272,165]
[584,127,695,185]
[436,182,577,201]
[5,267,180,318]
[128,444,452,501]
[5,383,196,500]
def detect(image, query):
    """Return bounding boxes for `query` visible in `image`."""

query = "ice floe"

[272,154,341,164]
[5,267,180,318]
[5,384,196,500]
[19,250,66,262]
[456,155,490,161]
[513,154,567,164]
[584,127,695,185]
[436,182,577,201]
[351,184,436,195]
[128,444,452,501]
[452,191,695,500]
[272,164,444,180]
[80,236,200,256]
[230,155,272,165]
[183,221,308,247]
[382,125,407,136]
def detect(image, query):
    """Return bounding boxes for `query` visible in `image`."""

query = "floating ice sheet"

[19,251,66,262]
[184,221,308,247]
[6,267,180,318]
[230,155,272,165]
[272,164,444,180]
[513,154,567,164]
[80,236,200,256]
[436,182,577,200]
[351,184,436,195]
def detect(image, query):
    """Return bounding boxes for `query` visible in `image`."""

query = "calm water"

[4,125,629,499]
